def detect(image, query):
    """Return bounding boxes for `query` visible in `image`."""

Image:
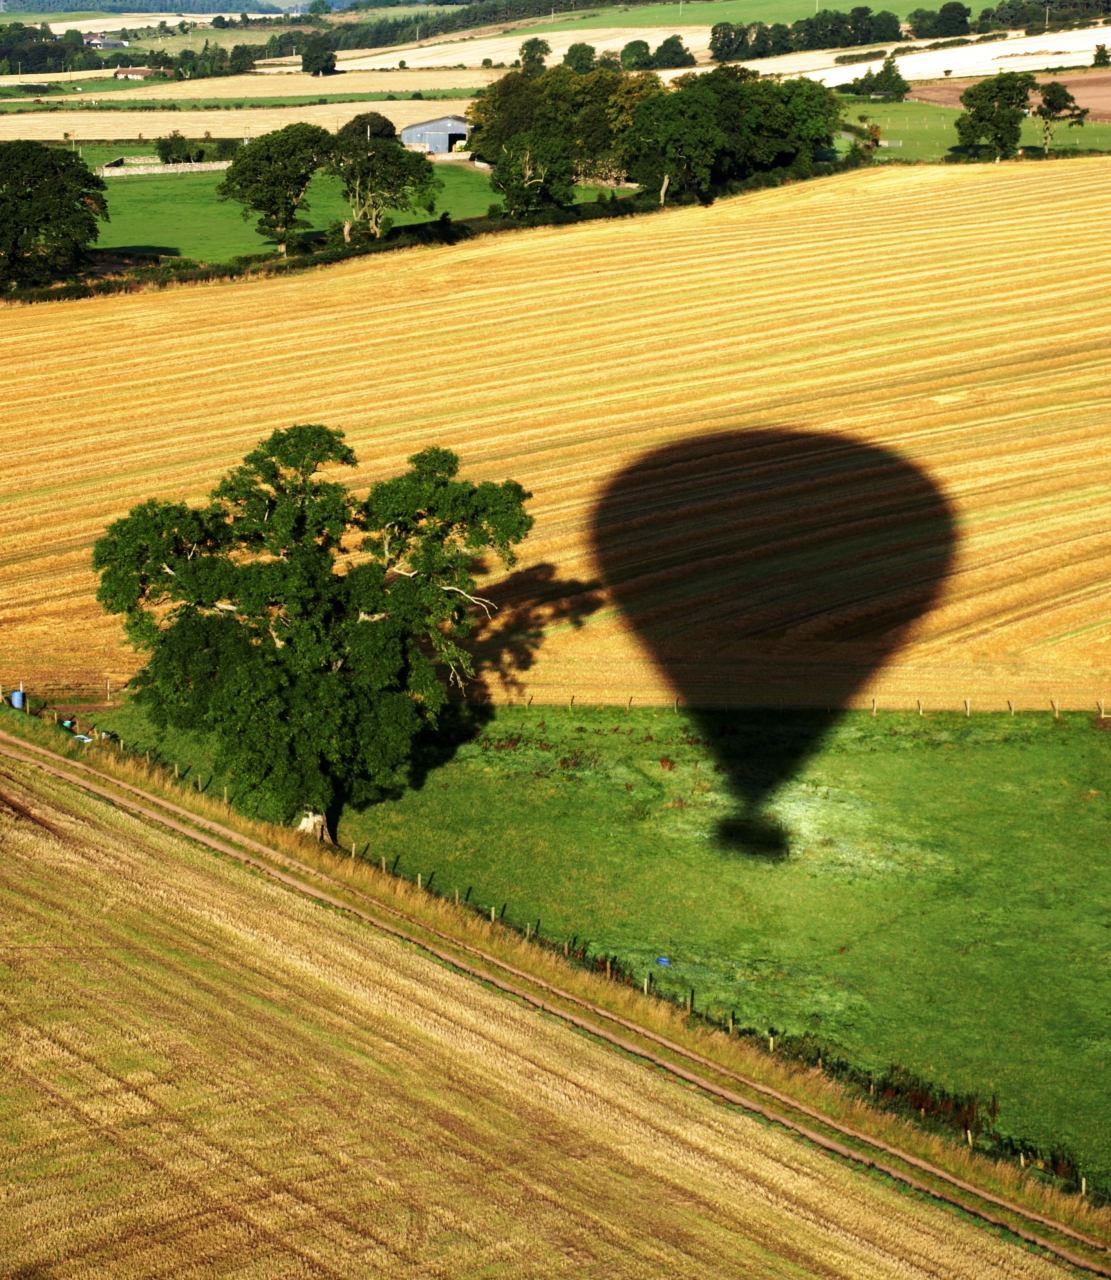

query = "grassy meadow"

[2,756,1073,1279]
[91,162,500,260]
[840,97,1111,160]
[85,698,1111,1187]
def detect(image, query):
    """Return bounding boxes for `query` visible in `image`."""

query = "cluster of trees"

[469,61,841,213]
[520,34,695,74]
[155,131,241,163]
[216,114,441,253]
[0,140,108,289]
[93,426,534,834]
[0,21,101,75]
[956,70,1088,156]
[982,0,1109,27]
[709,6,902,64]
[841,54,910,97]
[905,3,972,36]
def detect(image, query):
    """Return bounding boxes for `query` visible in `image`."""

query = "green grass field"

[530,0,920,33]
[80,698,1111,1187]
[89,162,498,259]
[839,97,1111,160]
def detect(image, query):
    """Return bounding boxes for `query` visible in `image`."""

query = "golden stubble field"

[0,96,473,142]
[0,762,1074,1277]
[3,160,1111,707]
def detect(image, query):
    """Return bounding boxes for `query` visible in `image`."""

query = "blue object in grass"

[11,690,24,710]
[656,957,670,966]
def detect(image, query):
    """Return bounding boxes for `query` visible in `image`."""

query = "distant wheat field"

[0,761,1074,1277]
[3,160,1111,707]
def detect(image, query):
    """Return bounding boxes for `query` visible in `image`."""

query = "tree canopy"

[468,62,840,207]
[1033,80,1087,150]
[93,426,533,834]
[217,122,332,254]
[301,31,336,75]
[956,71,1036,157]
[0,140,107,290]
[329,119,441,239]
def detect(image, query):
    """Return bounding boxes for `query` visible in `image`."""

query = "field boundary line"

[2,730,1109,1274]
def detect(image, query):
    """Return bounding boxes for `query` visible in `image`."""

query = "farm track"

[2,725,1109,1276]
[4,161,1111,707]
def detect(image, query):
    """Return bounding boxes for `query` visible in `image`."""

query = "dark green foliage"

[937,0,972,32]
[518,36,550,69]
[709,22,749,63]
[908,2,971,34]
[490,132,576,215]
[155,130,207,164]
[329,128,441,238]
[849,54,910,99]
[0,140,107,289]
[956,70,1036,157]
[92,427,533,827]
[216,122,331,253]
[469,64,627,181]
[301,31,336,75]
[562,41,595,73]
[1033,79,1088,148]
[1095,43,1110,66]
[625,66,840,202]
[651,34,696,68]
[620,39,654,71]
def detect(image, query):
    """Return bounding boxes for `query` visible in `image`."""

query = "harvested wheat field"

[3,160,1111,707]
[66,67,499,102]
[0,762,1075,1278]
[0,97,470,143]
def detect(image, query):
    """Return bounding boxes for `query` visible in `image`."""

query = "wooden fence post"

[917,699,923,717]
[871,697,876,716]
[1052,698,1059,719]
[626,695,632,715]
[417,873,421,890]
[1099,699,1105,719]
[1008,699,1015,716]
[643,975,649,995]
[964,698,970,716]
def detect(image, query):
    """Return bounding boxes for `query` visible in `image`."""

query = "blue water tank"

[11,690,24,709]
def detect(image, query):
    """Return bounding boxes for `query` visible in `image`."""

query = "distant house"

[113,67,165,80]
[400,115,470,155]
[85,33,128,48]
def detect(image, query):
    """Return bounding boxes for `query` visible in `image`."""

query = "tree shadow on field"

[591,429,957,858]
[406,562,604,791]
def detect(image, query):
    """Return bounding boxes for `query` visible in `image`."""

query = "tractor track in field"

[2,725,1109,1277]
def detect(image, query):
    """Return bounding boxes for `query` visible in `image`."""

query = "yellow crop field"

[0,96,473,142]
[65,67,499,101]
[2,160,1111,708]
[0,760,1075,1277]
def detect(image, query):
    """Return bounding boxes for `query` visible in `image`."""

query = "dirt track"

[912,68,1111,120]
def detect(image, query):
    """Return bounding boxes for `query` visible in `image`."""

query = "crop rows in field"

[0,95,470,142]
[0,763,1073,1277]
[3,160,1111,706]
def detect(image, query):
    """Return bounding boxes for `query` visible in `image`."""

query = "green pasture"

[88,161,498,259]
[80,699,1111,1185]
[841,96,1111,160]
[529,0,921,34]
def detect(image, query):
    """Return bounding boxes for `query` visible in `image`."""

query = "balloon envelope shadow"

[592,430,957,856]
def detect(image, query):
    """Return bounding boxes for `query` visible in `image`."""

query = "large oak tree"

[93,426,533,836]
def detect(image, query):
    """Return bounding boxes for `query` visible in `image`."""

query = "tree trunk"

[297,809,333,843]
[659,172,670,206]
[343,220,351,244]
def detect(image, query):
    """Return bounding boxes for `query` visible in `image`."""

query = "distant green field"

[530,0,915,33]
[85,697,1111,1188]
[92,162,498,259]
[841,97,1111,160]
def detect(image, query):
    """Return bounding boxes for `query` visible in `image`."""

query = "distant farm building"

[400,115,471,155]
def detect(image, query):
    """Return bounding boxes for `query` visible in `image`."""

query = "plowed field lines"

[0,759,1082,1276]
[3,160,1111,706]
